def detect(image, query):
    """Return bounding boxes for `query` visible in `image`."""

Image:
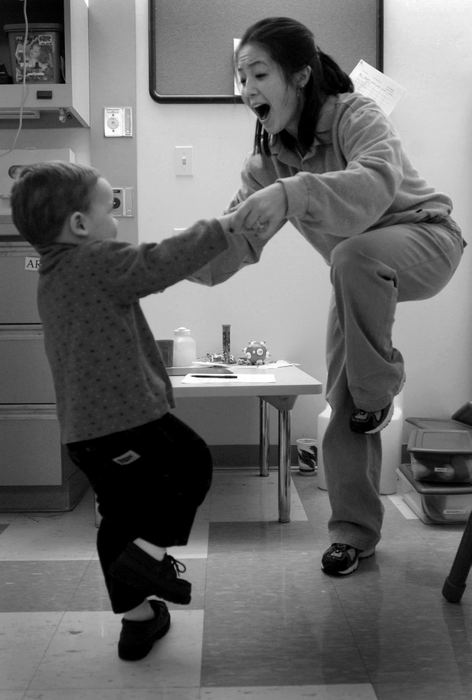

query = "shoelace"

[166,555,187,576]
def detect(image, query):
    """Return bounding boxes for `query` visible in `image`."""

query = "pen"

[190,374,238,379]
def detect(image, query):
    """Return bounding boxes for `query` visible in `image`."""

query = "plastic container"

[316,392,404,495]
[398,463,472,524]
[172,327,196,367]
[4,23,63,84]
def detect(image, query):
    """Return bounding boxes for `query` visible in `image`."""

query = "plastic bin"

[4,23,62,83]
[398,463,472,524]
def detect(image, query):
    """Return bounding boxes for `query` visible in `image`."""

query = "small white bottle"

[173,327,197,367]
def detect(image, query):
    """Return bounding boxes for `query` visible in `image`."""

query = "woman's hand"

[230,182,287,235]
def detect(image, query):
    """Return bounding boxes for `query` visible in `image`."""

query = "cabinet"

[0,153,89,511]
[0,0,89,127]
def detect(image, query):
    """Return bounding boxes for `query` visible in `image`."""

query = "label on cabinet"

[24,256,40,270]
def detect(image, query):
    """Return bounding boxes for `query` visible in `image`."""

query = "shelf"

[0,0,89,127]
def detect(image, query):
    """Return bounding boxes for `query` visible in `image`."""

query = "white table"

[170,366,322,522]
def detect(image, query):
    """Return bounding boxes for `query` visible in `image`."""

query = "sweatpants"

[67,412,213,613]
[323,219,465,551]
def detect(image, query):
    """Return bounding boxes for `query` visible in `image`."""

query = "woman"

[214,16,464,576]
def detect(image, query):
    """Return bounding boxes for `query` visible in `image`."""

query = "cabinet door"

[0,0,89,126]
[0,327,55,403]
[0,246,41,324]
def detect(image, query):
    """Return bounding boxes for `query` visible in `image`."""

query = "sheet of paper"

[350,59,406,115]
[181,373,276,384]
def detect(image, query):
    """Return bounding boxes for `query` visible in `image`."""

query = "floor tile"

[202,522,368,687]
[0,493,96,561]
[208,469,307,522]
[28,610,203,691]
[201,686,378,699]
[0,560,90,612]
[373,679,472,700]
[0,612,64,691]
[24,691,200,700]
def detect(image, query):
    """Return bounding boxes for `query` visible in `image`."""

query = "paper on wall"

[350,60,407,115]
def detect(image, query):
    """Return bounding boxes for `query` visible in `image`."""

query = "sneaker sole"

[355,371,406,435]
[363,402,394,434]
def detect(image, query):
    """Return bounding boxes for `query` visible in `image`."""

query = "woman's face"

[236,43,303,138]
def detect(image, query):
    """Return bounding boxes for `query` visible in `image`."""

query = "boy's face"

[83,177,118,241]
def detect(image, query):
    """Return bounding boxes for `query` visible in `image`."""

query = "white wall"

[384,0,472,417]
[135,0,472,445]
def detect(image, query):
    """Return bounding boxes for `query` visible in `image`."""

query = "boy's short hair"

[10,161,100,247]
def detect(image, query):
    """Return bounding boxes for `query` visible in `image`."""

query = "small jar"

[172,327,197,367]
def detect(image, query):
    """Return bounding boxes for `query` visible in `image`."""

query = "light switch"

[175,146,193,176]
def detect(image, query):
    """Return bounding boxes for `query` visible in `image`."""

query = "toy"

[241,340,268,365]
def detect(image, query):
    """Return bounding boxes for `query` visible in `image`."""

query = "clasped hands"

[219,182,287,242]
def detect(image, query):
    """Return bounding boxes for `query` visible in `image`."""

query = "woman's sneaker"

[118,600,170,661]
[350,403,394,434]
[321,543,375,576]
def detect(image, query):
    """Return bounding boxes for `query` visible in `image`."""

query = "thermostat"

[104,107,133,137]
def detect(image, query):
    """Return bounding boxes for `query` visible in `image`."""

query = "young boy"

[9,161,248,661]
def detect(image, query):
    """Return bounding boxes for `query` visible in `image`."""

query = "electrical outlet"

[175,146,193,176]
[104,107,133,137]
[112,187,134,217]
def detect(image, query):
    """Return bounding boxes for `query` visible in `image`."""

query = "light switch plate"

[175,146,193,176]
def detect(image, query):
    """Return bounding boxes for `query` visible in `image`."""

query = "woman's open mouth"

[254,104,270,122]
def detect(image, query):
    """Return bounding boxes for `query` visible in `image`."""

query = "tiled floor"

[0,467,472,699]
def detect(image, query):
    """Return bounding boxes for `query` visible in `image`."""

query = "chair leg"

[442,511,472,603]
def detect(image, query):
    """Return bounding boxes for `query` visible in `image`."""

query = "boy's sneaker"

[350,402,394,434]
[321,543,375,576]
[110,542,191,604]
[118,600,171,661]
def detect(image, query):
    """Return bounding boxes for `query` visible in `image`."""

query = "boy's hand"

[219,211,278,244]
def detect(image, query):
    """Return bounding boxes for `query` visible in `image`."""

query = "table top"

[170,365,322,399]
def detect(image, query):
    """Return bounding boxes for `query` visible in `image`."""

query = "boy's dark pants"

[67,412,213,613]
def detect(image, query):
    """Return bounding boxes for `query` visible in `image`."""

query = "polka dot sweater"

[36,219,228,444]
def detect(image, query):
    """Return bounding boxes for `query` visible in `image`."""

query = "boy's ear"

[69,211,89,238]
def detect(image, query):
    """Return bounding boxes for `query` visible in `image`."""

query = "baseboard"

[210,443,410,468]
[0,471,89,512]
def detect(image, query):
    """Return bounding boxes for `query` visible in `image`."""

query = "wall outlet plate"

[104,107,133,137]
[112,187,134,217]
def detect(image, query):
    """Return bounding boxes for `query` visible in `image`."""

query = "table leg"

[278,407,292,523]
[259,398,270,477]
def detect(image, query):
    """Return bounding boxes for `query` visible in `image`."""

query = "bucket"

[296,438,317,475]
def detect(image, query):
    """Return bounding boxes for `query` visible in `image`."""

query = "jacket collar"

[268,95,337,165]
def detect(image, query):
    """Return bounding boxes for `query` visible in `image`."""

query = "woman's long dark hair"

[236,17,353,155]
